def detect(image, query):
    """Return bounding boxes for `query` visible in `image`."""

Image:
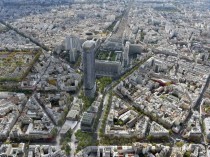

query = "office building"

[64,35,81,63]
[82,40,96,98]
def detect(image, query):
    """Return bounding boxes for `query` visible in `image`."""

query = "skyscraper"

[64,35,81,63]
[82,40,96,98]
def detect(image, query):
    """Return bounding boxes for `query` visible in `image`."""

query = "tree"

[79,92,94,111]
[75,130,94,152]
[176,141,184,147]
[184,151,191,157]
[51,128,58,138]
[60,129,72,155]
[65,144,71,155]
[97,77,112,93]
[67,95,73,104]
[66,129,72,138]
[147,135,154,141]
[64,108,69,116]
[61,141,69,153]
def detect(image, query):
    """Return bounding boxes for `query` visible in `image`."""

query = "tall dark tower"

[82,40,96,98]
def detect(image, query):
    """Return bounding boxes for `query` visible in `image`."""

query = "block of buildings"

[149,121,169,138]
[0,92,27,140]
[9,95,55,141]
[0,143,25,157]
[28,145,66,157]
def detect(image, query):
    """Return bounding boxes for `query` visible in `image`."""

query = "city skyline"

[0,0,210,157]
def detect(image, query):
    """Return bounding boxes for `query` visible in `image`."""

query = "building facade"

[82,40,96,98]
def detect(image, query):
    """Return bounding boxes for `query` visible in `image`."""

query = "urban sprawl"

[0,0,210,157]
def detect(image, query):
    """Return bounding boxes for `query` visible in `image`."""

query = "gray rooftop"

[81,112,95,126]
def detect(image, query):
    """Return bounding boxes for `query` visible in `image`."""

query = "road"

[70,121,81,157]
[109,0,133,43]
[96,93,109,140]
